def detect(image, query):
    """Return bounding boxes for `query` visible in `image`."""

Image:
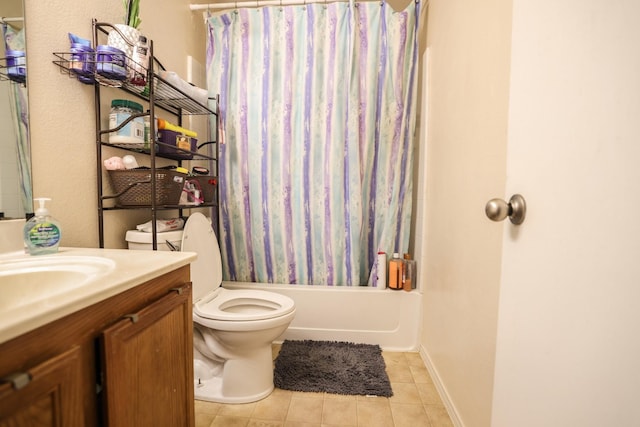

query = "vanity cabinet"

[101,285,193,426]
[0,346,84,426]
[0,265,194,427]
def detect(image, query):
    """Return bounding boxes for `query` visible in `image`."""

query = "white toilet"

[126,213,296,403]
[180,213,296,404]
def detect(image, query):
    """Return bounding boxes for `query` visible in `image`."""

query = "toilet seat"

[182,212,295,322]
[181,213,223,302]
[194,288,295,321]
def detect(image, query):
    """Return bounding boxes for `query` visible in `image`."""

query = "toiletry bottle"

[109,99,145,145]
[403,253,417,291]
[130,35,149,86]
[388,253,403,290]
[376,251,387,289]
[23,198,62,255]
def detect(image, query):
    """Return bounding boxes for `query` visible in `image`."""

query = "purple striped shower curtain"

[2,24,31,217]
[206,0,419,286]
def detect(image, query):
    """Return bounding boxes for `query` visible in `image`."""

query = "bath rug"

[273,340,393,397]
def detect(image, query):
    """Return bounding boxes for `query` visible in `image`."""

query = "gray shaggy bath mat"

[274,340,393,397]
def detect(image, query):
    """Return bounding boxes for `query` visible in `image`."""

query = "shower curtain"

[2,24,32,215]
[206,0,419,286]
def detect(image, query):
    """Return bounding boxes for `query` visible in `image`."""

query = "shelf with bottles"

[52,19,220,249]
[0,54,27,85]
[98,110,217,162]
[102,164,218,210]
[101,201,218,211]
[101,138,218,162]
[52,52,213,117]
[52,21,214,117]
[101,200,218,211]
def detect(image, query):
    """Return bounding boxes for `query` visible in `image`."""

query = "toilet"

[126,213,296,404]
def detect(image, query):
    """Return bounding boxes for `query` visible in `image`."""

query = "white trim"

[419,343,465,427]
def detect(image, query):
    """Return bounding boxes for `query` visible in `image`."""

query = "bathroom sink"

[0,256,116,311]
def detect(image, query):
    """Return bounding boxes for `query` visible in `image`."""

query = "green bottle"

[23,198,62,255]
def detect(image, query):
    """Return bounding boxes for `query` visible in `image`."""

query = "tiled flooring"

[194,344,454,427]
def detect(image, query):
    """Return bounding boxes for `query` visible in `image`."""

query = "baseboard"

[419,344,465,427]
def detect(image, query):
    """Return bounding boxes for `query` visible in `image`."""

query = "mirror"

[1,0,32,219]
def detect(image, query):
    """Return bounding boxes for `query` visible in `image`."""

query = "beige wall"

[24,0,205,248]
[419,0,512,426]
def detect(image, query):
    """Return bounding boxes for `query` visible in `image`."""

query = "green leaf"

[124,0,141,29]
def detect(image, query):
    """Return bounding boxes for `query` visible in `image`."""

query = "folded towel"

[136,218,185,233]
[158,70,209,107]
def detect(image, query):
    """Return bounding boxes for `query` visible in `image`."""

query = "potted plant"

[107,0,142,58]
[124,0,142,29]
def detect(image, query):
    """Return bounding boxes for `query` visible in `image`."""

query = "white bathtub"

[222,282,422,351]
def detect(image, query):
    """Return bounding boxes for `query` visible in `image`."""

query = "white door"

[491,1,640,426]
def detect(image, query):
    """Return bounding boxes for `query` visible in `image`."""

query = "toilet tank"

[125,230,184,251]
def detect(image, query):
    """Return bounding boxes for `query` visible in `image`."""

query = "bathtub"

[222,282,422,351]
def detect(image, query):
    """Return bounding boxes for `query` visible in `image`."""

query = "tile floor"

[194,344,454,427]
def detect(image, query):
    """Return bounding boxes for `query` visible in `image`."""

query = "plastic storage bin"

[156,129,197,160]
[125,229,183,252]
[189,175,217,203]
[5,49,26,84]
[69,44,95,78]
[109,99,145,146]
[95,45,127,81]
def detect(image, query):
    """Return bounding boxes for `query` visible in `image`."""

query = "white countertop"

[0,247,196,345]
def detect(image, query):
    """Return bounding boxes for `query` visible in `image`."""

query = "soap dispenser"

[23,198,62,255]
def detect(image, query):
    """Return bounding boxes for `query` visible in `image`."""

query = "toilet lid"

[194,288,295,321]
[181,212,223,301]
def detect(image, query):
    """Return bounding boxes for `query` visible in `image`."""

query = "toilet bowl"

[180,213,296,404]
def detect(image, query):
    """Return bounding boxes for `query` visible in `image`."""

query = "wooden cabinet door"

[0,346,84,427]
[101,285,194,427]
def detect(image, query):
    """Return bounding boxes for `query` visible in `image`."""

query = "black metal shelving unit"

[53,19,219,250]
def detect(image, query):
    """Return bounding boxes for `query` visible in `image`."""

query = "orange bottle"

[402,253,416,291]
[388,253,403,290]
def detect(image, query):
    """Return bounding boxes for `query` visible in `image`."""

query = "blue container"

[69,43,95,77]
[5,49,26,84]
[95,45,126,80]
[77,75,95,85]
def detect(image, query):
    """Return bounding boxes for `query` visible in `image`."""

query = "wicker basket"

[108,169,185,206]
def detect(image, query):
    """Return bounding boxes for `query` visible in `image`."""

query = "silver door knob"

[485,194,526,225]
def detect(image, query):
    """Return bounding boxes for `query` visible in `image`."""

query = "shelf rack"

[52,19,219,250]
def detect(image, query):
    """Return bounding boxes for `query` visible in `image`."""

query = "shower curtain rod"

[191,0,362,11]
[1,17,24,23]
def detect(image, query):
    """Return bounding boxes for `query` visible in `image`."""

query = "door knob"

[485,194,526,225]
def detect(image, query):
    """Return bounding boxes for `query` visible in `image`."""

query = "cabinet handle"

[122,284,190,323]
[123,314,139,323]
[1,372,31,390]
[169,283,191,295]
